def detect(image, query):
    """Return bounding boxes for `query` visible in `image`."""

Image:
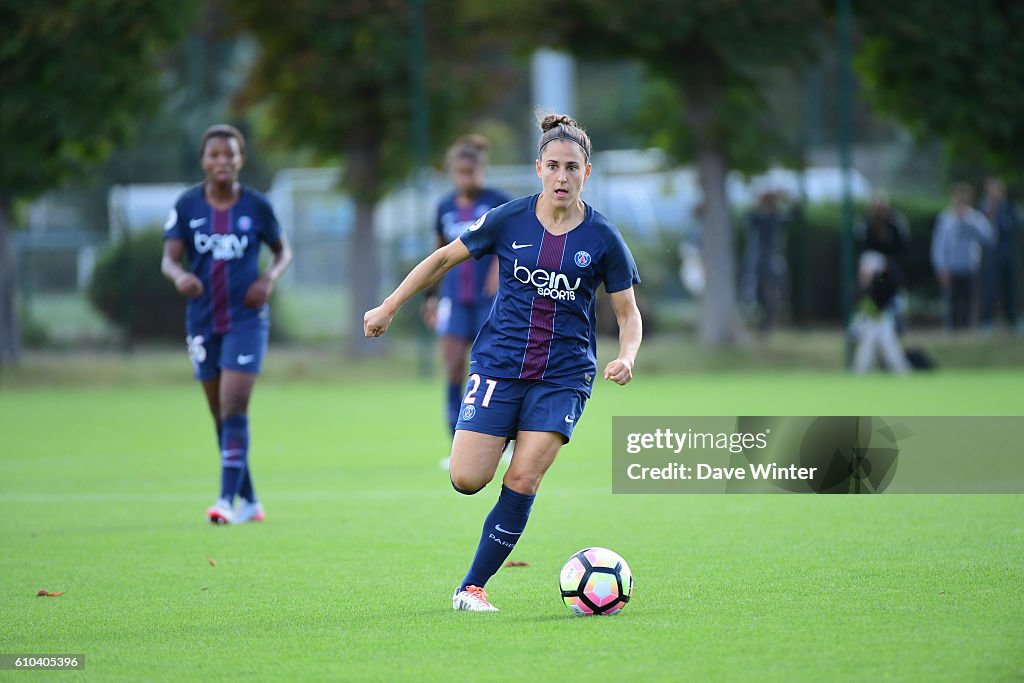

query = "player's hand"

[244,275,272,307]
[364,305,394,338]
[604,357,633,385]
[421,296,438,330]
[174,273,204,298]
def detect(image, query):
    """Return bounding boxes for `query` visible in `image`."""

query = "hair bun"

[540,114,578,132]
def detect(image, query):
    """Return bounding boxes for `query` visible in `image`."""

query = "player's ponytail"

[537,112,591,162]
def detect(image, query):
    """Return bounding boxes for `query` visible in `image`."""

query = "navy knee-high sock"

[218,415,249,502]
[446,382,462,435]
[459,485,535,592]
[216,420,256,503]
[237,466,256,503]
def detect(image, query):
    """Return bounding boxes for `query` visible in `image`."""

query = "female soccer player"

[161,124,292,525]
[364,114,642,611]
[425,135,511,437]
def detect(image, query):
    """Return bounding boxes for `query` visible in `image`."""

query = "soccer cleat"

[206,499,235,525]
[234,500,265,523]
[452,585,499,612]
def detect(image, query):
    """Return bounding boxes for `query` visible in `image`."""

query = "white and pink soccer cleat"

[206,499,235,525]
[235,500,265,523]
[452,585,499,612]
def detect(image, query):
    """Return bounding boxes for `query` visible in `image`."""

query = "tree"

[855,1,1024,176]
[0,0,195,364]
[485,0,825,345]
[231,0,507,354]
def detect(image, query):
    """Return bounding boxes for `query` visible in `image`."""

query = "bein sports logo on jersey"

[194,233,249,261]
[513,258,581,301]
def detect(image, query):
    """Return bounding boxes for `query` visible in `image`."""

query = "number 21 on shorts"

[464,374,497,407]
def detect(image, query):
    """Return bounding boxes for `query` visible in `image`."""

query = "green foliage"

[18,310,50,349]
[0,0,197,202]
[230,0,508,198]
[633,72,804,174]
[856,1,1024,175]
[488,0,825,164]
[88,230,185,342]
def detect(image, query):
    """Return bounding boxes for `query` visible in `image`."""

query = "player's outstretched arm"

[604,287,642,385]
[364,239,472,337]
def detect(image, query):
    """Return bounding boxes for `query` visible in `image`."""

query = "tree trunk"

[0,194,20,365]
[685,84,746,347]
[345,139,384,357]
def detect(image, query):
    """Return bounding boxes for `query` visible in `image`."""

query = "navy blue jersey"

[459,194,640,396]
[163,184,282,335]
[436,188,510,304]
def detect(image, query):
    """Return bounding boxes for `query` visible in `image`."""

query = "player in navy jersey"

[161,124,292,525]
[364,114,642,611]
[424,135,511,438]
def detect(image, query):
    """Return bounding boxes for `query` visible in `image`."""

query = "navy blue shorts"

[437,297,493,341]
[454,373,588,443]
[186,319,269,380]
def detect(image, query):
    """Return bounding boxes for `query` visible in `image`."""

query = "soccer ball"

[559,547,633,616]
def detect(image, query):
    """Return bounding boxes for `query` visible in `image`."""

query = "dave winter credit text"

[623,428,818,481]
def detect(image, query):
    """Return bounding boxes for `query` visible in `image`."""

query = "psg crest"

[574,251,592,267]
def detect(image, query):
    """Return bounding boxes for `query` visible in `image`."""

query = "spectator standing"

[930,183,993,331]
[742,190,787,332]
[855,189,911,331]
[978,177,1020,331]
[851,251,910,375]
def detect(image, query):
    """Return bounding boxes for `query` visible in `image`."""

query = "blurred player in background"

[423,135,510,440]
[161,124,292,525]
[364,114,642,612]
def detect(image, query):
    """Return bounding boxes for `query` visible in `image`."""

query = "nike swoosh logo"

[565,415,575,423]
[237,354,255,365]
[189,217,207,229]
[494,524,522,535]
[511,242,533,250]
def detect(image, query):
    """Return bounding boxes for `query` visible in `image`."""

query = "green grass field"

[1,355,1022,681]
